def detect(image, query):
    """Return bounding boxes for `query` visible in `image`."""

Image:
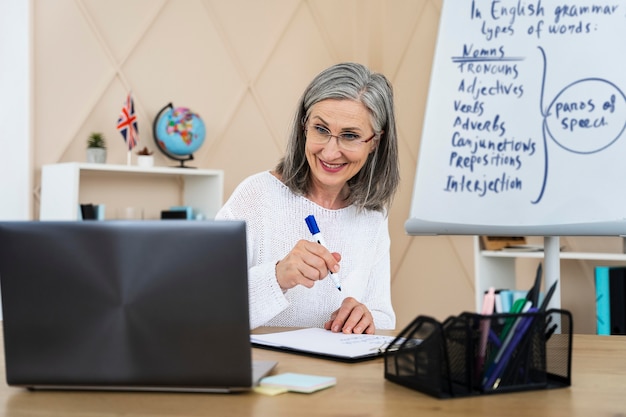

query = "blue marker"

[305,215,341,291]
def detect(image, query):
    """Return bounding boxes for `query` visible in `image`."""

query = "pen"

[484,307,538,390]
[305,215,341,291]
[539,280,558,312]
[483,301,532,386]
[476,287,495,377]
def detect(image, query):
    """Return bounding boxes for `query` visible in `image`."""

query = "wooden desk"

[0,331,624,417]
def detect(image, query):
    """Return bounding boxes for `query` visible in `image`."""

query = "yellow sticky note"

[253,385,289,396]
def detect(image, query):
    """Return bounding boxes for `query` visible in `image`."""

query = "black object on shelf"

[160,210,188,220]
[80,204,97,220]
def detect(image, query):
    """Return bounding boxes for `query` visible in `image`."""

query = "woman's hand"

[324,297,375,334]
[275,239,340,291]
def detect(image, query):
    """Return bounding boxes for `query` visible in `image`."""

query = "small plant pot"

[137,155,154,168]
[87,148,107,164]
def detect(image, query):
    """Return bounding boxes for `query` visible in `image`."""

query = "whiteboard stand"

[543,236,563,333]
[543,236,561,312]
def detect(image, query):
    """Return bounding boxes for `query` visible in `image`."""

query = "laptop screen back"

[0,220,253,392]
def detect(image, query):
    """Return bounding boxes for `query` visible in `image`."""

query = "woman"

[216,62,400,334]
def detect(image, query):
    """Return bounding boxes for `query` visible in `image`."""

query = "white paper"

[251,328,400,359]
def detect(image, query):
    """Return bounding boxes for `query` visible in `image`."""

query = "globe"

[153,103,206,167]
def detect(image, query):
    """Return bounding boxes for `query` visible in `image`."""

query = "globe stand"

[163,152,197,169]
[174,155,196,169]
[156,145,198,169]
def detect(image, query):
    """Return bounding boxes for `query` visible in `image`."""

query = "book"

[499,290,513,313]
[595,266,611,335]
[480,236,526,250]
[501,244,544,252]
[259,373,336,394]
[251,328,404,362]
[609,267,626,335]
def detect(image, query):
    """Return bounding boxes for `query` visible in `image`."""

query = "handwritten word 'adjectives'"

[444,173,523,197]
[459,77,524,101]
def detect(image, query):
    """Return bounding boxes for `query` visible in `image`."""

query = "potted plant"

[86,132,107,163]
[136,146,154,168]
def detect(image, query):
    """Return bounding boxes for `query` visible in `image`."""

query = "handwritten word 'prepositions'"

[449,152,523,171]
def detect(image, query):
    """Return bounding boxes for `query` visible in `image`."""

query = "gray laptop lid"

[0,220,272,392]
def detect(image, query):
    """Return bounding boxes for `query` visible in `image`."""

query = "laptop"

[0,220,276,392]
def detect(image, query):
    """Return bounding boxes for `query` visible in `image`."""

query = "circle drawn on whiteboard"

[544,78,626,154]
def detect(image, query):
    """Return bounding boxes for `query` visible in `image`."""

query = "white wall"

[0,0,32,220]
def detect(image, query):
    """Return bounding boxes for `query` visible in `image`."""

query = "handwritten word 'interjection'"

[444,173,523,197]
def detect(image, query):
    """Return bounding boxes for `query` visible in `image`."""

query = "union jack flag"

[117,93,138,151]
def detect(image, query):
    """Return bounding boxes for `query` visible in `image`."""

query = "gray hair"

[275,62,400,213]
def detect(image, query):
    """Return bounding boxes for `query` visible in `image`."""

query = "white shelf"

[40,162,224,221]
[481,250,626,261]
[474,236,626,313]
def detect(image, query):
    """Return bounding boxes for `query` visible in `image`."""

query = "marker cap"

[305,215,320,235]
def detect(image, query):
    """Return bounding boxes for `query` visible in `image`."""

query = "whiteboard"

[406,0,626,236]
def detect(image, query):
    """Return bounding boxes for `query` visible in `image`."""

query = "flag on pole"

[117,92,138,151]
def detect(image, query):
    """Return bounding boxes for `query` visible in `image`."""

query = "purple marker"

[305,215,341,291]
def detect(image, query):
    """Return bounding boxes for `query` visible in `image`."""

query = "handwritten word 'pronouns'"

[457,61,520,79]
[444,173,522,197]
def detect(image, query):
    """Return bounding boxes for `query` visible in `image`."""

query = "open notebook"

[252,328,406,362]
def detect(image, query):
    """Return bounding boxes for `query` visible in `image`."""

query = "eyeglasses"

[305,124,376,152]
[305,124,377,151]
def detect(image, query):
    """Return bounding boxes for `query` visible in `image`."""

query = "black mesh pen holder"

[384,309,572,398]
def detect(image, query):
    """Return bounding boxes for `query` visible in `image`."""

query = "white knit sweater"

[215,171,395,330]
